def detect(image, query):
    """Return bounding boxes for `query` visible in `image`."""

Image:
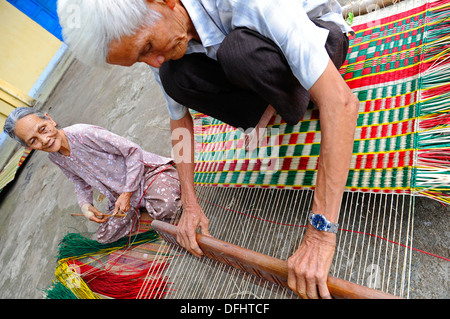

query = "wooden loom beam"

[152,220,401,299]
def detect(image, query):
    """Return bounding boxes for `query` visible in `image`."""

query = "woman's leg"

[142,165,182,222]
[95,206,140,243]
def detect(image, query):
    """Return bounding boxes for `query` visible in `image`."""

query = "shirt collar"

[180,0,225,49]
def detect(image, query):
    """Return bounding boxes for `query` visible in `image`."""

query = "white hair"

[57,0,161,67]
[3,107,49,145]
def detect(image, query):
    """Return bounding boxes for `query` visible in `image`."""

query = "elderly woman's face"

[107,1,190,68]
[14,114,63,152]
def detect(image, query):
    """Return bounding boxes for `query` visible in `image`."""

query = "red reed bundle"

[68,259,170,299]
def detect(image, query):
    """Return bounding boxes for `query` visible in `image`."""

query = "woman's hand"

[113,192,133,216]
[81,203,107,223]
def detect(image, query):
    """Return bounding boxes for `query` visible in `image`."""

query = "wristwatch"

[309,212,339,233]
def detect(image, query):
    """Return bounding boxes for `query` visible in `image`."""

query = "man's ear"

[166,0,176,10]
[145,0,176,10]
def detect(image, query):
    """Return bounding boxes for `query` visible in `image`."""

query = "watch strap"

[309,212,339,234]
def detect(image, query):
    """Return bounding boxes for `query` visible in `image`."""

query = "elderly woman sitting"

[4,107,181,243]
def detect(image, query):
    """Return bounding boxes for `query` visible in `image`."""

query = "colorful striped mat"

[191,0,450,204]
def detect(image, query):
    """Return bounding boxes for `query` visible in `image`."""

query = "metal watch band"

[309,212,339,234]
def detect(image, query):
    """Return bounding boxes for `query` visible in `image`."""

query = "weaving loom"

[46,0,449,299]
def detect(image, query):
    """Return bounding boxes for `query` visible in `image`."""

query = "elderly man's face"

[107,1,190,68]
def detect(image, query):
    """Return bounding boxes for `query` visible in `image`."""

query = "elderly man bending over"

[57,0,359,299]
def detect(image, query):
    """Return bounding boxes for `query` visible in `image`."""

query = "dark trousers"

[159,20,349,130]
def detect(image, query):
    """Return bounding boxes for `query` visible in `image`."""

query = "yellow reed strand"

[55,261,101,299]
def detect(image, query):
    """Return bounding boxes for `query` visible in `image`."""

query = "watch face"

[312,214,327,231]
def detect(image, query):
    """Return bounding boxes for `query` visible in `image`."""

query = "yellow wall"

[0,1,62,128]
[0,79,36,129]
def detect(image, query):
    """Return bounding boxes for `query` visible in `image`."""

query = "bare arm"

[170,111,211,257]
[287,59,359,299]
